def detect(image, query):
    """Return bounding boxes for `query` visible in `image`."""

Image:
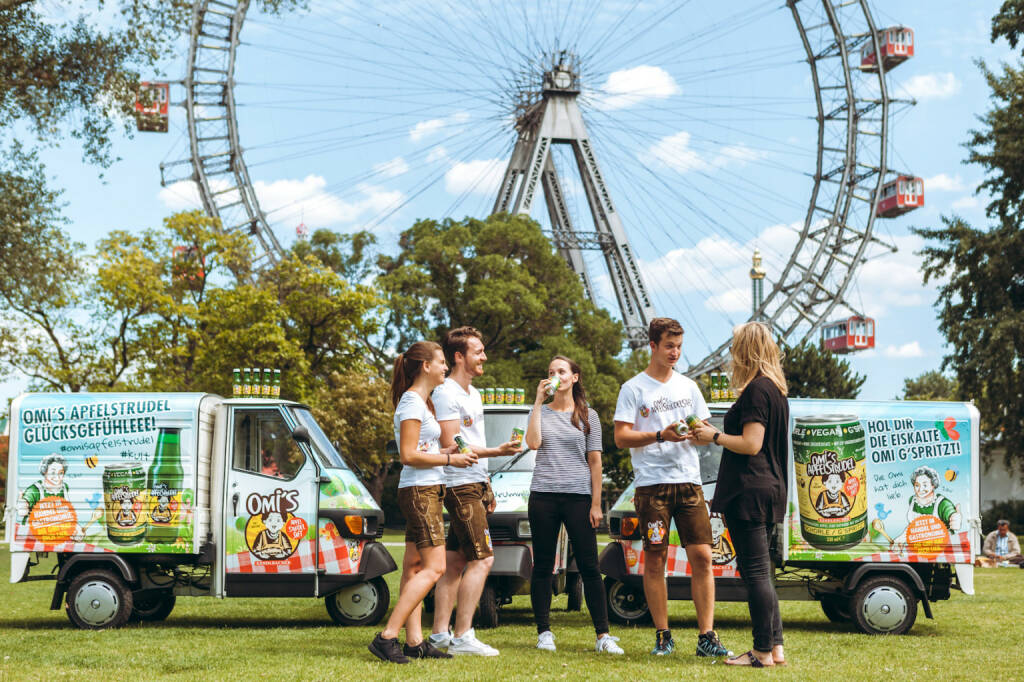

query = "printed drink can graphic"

[516,388,525,404]
[510,427,524,445]
[103,463,148,546]
[484,388,494,404]
[793,415,867,550]
[495,388,505,405]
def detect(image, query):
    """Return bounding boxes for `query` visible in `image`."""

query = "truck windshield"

[289,408,350,470]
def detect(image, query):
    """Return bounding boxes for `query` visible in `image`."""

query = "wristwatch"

[713,432,721,444]
[655,430,664,443]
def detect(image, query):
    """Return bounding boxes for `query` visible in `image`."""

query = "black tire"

[851,575,918,635]
[605,577,650,625]
[474,581,499,629]
[819,594,852,623]
[132,590,176,622]
[565,572,583,612]
[65,569,134,630]
[325,577,390,627]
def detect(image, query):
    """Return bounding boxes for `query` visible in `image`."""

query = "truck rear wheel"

[819,594,851,623]
[565,572,582,611]
[605,577,650,625]
[66,569,134,630]
[851,575,918,635]
[132,590,176,622]
[326,577,390,626]
[474,582,499,629]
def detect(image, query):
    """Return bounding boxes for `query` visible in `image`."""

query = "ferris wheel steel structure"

[169,0,902,376]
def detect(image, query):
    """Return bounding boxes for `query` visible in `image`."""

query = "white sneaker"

[537,630,556,651]
[596,634,624,654]
[428,631,451,650]
[449,628,499,656]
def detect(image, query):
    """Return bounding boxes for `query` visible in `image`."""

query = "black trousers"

[723,516,783,652]
[528,491,609,635]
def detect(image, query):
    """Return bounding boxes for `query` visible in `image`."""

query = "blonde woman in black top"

[691,322,789,668]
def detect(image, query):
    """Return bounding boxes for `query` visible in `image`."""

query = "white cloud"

[884,341,924,358]
[924,173,964,192]
[409,112,471,142]
[704,287,750,314]
[426,146,449,163]
[951,195,980,209]
[593,65,680,110]
[158,175,404,229]
[644,132,764,174]
[373,157,409,178]
[444,158,505,196]
[853,233,937,317]
[902,72,960,99]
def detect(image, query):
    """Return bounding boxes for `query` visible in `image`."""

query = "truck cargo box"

[4,393,221,555]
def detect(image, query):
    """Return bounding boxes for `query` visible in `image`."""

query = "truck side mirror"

[292,425,311,445]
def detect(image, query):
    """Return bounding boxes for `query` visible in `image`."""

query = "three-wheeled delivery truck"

[602,398,979,635]
[4,393,396,630]
[476,403,580,627]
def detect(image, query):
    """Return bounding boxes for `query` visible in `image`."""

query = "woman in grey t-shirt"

[524,355,624,655]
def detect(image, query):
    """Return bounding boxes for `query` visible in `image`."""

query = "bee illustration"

[944,467,958,482]
[85,455,98,469]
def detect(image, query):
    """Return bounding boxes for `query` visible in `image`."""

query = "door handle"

[232,492,239,516]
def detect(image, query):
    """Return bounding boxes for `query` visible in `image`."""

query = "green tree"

[781,341,865,399]
[377,213,633,486]
[912,4,1024,479]
[899,370,959,401]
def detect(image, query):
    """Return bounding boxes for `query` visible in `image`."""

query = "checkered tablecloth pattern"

[226,537,364,575]
[853,530,973,564]
[14,537,114,554]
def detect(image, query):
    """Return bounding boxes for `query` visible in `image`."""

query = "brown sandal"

[724,651,774,668]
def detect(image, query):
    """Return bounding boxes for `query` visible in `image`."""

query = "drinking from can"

[484,387,494,405]
[545,376,561,397]
[510,427,524,445]
[103,463,147,546]
[516,388,525,405]
[792,415,867,550]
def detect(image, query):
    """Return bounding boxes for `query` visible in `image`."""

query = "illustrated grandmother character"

[814,470,852,518]
[251,510,294,559]
[891,465,961,549]
[17,454,71,524]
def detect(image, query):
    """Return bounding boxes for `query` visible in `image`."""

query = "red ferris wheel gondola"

[821,315,875,354]
[860,27,914,72]
[876,175,924,218]
[135,82,169,133]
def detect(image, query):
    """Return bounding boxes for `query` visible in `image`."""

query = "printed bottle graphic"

[147,426,185,544]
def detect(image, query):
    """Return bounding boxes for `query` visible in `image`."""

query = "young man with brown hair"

[429,326,519,656]
[613,318,730,658]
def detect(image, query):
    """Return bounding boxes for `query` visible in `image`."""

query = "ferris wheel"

[159,0,919,376]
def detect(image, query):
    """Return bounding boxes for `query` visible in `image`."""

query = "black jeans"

[528,491,609,635]
[723,515,783,652]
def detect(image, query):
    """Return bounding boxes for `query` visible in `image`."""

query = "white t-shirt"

[394,390,444,488]
[614,371,710,488]
[432,378,489,486]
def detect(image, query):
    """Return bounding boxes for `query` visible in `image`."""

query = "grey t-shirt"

[530,405,603,496]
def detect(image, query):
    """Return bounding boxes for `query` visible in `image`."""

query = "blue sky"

[4,1,1017,406]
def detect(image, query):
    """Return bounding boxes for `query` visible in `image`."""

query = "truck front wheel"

[474,582,499,629]
[565,572,583,612]
[851,575,918,635]
[605,577,650,625]
[66,569,134,630]
[325,577,390,626]
[819,594,852,623]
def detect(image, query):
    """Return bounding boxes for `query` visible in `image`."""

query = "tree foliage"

[899,370,959,401]
[781,341,865,399]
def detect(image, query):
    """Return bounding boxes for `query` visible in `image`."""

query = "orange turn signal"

[621,516,639,538]
[344,515,364,535]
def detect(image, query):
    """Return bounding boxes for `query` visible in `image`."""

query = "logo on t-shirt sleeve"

[462,415,473,427]
[639,405,650,418]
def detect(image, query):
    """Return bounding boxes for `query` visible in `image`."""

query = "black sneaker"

[696,630,732,658]
[651,629,675,655]
[404,640,453,659]
[369,633,410,664]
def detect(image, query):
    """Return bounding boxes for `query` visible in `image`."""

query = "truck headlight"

[517,520,532,538]
[620,516,639,539]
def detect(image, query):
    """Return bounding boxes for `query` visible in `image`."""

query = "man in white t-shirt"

[614,318,730,659]
[429,326,519,656]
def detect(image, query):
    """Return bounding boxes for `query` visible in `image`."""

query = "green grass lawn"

[0,541,1021,681]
